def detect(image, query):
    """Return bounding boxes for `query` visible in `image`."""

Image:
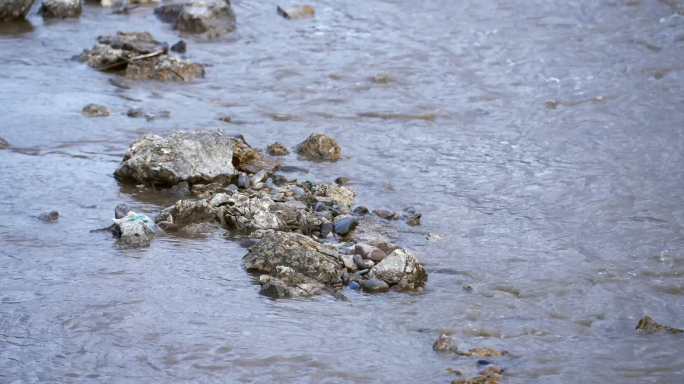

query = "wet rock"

[433,334,458,352]
[243,231,344,284]
[157,221,179,232]
[366,239,400,254]
[240,239,259,248]
[0,0,35,20]
[296,132,341,161]
[406,213,422,226]
[334,216,358,235]
[355,243,387,262]
[155,0,236,37]
[446,367,467,376]
[145,111,171,121]
[277,5,314,19]
[358,278,389,292]
[191,182,223,198]
[320,222,334,237]
[250,170,268,185]
[76,32,204,82]
[114,130,238,186]
[373,72,390,83]
[452,376,501,384]
[156,199,220,227]
[170,40,186,53]
[635,316,682,334]
[267,142,290,156]
[218,116,231,123]
[348,281,360,290]
[183,222,221,234]
[117,219,154,248]
[162,181,190,196]
[238,173,250,189]
[353,254,374,270]
[427,233,441,242]
[373,209,393,220]
[353,206,369,214]
[0,137,9,149]
[258,272,324,299]
[115,203,132,219]
[313,183,355,206]
[127,108,145,118]
[367,249,427,289]
[39,0,81,18]
[82,103,111,117]
[335,177,351,186]
[230,135,281,174]
[39,211,59,222]
[478,365,502,376]
[460,348,507,357]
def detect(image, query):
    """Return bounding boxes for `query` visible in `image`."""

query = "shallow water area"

[2,0,684,383]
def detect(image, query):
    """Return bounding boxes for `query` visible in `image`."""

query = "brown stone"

[635,316,683,334]
[433,334,458,352]
[277,5,314,19]
[459,347,507,357]
[296,132,341,161]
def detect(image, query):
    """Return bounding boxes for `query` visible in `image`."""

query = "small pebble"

[227,184,238,191]
[463,285,473,292]
[353,206,369,214]
[127,108,145,118]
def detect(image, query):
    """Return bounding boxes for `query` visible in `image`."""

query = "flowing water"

[2,0,684,382]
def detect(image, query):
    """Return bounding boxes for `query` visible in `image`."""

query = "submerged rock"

[0,0,35,20]
[39,211,59,222]
[113,212,158,248]
[258,268,324,298]
[127,108,145,118]
[296,132,341,161]
[367,249,427,289]
[82,103,111,117]
[459,348,507,357]
[433,334,458,352]
[635,316,682,334]
[114,130,238,186]
[267,142,290,156]
[358,278,389,292]
[39,0,81,18]
[243,231,344,284]
[171,40,186,53]
[76,32,204,82]
[0,137,9,149]
[155,0,236,38]
[162,181,190,196]
[277,5,314,19]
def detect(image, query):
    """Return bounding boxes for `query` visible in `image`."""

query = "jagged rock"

[277,5,314,19]
[0,137,9,149]
[162,181,190,196]
[76,32,204,82]
[171,40,186,53]
[313,182,355,206]
[156,199,220,227]
[258,267,324,298]
[155,0,236,37]
[367,248,427,289]
[230,135,280,174]
[433,334,458,352]
[39,211,59,222]
[0,0,35,20]
[82,103,111,117]
[452,375,501,384]
[39,0,81,18]
[267,142,290,156]
[118,219,154,248]
[635,316,682,334]
[223,194,287,233]
[243,231,344,284]
[296,132,341,161]
[115,203,132,219]
[114,130,238,186]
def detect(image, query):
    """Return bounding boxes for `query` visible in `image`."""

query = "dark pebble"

[273,175,288,186]
[476,360,496,368]
[313,202,327,212]
[359,278,390,291]
[356,269,370,275]
[39,211,59,222]
[281,166,309,173]
[335,177,351,185]
[162,181,190,196]
[238,173,250,189]
[463,285,473,292]
[320,222,334,237]
[218,116,231,123]
[334,217,358,235]
[171,40,186,54]
[373,209,392,219]
[353,206,369,214]
[406,213,422,226]
[342,272,350,284]
[157,221,179,232]
[114,203,131,219]
[127,108,145,118]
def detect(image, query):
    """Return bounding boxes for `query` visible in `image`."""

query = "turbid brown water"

[2,0,684,383]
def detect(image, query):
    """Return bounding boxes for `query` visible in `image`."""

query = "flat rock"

[367,248,427,289]
[82,103,111,117]
[277,5,314,19]
[126,55,204,82]
[0,0,35,20]
[114,130,238,186]
[242,231,344,284]
[39,0,81,18]
[358,278,390,292]
[635,316,682,334]
[296,132,341,161]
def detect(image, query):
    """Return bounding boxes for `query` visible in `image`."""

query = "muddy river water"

[1,0,684,383]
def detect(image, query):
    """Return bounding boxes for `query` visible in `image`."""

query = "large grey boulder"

[0,0,35,21]
[114,130,238,186]
[155,0,236,38]
[367,248,427,289]
[39,0,81,18]
[243,231,344,284]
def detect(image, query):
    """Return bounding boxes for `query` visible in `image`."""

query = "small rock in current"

[296,132,341,161]
[353,206,369,214]
[373,209,392,220]
[406,213,422,226]
[334,217,358,235]
[320,222,334,238]
[171,40,186,54]
[115,203,132,219]
[460,348,507,357]
[635,316,683,334]
[82,103,111,117]
[348,281,360,290]
[335,177,351,185]
[39,211,59,222]
[427,233,441,242]
[478,365,502,376]
[218,116,231,123]
[267,142,290,156]
[127,108,145,118]
[238,173,250,189]
[433,334,458,352]
[0,137,9,149]
[358,278,389,292]
[277,5,314,19]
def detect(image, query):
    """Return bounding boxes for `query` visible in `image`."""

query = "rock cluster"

[155,0,236,38]
[635,316,682,334]
[0,0,35,21]
[433,334,507,384]
[75,32,204,82]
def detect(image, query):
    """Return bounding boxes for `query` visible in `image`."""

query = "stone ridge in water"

[114,130,239,187]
